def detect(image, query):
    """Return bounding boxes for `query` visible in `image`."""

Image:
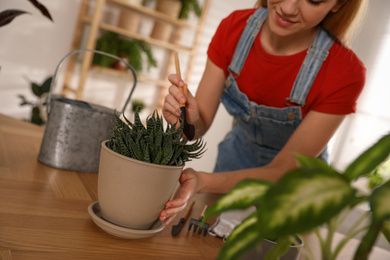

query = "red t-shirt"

[207,9,366,117]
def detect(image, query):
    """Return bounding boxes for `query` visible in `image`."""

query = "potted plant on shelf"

[131,99,146,113]
[93,31,157,73]
[97,109,206,231]
[203,133,390,260]
[117,0,144,33]
[178,0,202,20]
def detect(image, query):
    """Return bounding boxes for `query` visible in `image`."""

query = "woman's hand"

[159,168,199,226]
[162,74,200,128]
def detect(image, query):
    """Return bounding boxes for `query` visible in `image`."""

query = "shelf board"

[107,0,197,30]
[82,16,195,54]
[90,66,169,88]
[63,0,210,103]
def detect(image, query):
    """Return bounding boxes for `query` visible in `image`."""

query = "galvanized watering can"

[38,49,137,173]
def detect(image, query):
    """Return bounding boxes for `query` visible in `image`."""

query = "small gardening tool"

[173,52,195,141]
[171,201,195,237]
[188,205,209,236]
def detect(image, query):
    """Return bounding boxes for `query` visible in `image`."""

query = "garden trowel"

[171,201,195,237]
[174,52,195,141]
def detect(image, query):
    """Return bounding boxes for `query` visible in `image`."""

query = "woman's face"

[266,0,342,37]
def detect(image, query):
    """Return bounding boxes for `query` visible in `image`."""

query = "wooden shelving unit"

[63,0,210,110]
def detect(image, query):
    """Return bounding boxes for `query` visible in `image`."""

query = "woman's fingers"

[162,89,181,124]
[162,74,187,123]
[168,73,185,87]
[163,95,181,120]
[159,170,199,225]
[168,83,186,105]
[159,198,188,225]
[163,73,200,129]
[163,214,176,226]
[167,73,193,106]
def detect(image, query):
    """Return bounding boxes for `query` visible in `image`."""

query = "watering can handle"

[47,49,137,115]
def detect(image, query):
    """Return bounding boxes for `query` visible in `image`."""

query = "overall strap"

[289,28,335,106]
[228,8,268,77]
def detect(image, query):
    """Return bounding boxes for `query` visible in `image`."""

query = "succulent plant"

[107,109,205,166]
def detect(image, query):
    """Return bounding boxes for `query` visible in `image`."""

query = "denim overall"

[214,8,334,172]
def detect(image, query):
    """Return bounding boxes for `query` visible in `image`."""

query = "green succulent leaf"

[134,111,145,131]
[153,149,162,164]
[344,134,390,181]
[257,169,356,239]
[108,110,205,166]
[132,134,144,160]
[204,179,272,221]
[169,145,184,166]
[142,138,150,162]
[218,212,262,260]
[117,112,131,130]
[161,134,174,165]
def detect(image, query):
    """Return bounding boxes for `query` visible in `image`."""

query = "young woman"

[160,0,367,225]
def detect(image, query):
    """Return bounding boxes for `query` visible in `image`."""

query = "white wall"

[0,0,82,118]
[329,0,390,171]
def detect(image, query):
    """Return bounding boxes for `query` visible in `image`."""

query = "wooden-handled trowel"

[173,52,195,141]
[171,201,195,237]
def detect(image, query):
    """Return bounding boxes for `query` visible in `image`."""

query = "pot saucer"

[88,201,165,239]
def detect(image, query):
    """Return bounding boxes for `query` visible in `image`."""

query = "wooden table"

[0,114,224,260]
[3,114,390,260]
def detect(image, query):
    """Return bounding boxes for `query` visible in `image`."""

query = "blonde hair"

[255,0,368,46]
